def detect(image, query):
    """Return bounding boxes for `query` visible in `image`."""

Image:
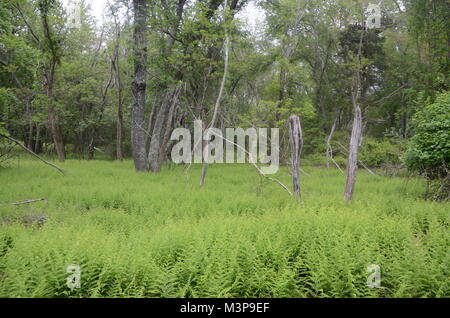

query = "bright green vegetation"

[1,159,448,298]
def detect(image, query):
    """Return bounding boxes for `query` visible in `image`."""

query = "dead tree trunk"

[131,0,149,172]
[343,25,365,202]
[200,0,230,186]
[289,115,303,198]
[343,104,362,201]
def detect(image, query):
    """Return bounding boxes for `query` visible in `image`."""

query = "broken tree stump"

[288,115,303,198]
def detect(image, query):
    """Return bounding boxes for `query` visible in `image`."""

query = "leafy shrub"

[405,91,450,200]
[359,137,404,167]
[405,91,450,176]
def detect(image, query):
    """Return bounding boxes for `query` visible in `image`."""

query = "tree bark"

[343,104,362,201]
[131,0,149,172]
[158,85,182,167]
[147,88,178,173]
[147,0,187,172]
[289,115,303,198]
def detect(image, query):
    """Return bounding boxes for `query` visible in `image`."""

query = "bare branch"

[0,134,65,175]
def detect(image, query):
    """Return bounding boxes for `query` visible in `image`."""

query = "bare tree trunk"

[289,115,303,198]
[131,0,149,172]
[344,104,362,201]
[343,24,365,202]
[326,118,337,168]
[200,0,230,185]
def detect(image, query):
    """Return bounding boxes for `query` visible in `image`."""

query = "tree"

[38,0,66,162]
[131,0,149,172]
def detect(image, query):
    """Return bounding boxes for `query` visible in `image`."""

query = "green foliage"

[359,137,404,167]
[0,160,448,298]
[405,91,450,177]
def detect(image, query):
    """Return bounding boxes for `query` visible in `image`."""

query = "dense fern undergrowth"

[0,159,448,298]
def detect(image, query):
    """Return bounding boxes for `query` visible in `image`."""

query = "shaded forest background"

[0,0,449,198]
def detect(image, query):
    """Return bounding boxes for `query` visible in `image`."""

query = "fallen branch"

[11,198,47,205]
[0,134,65,175]
[219,133,293,196]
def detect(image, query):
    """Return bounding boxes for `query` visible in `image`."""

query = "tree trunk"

[111,10,124,162]
[117,107,124,161]
[34,124,41,154]
[158,85,182,167]
[200,0,230,185]
[326,118,337,168]
[131,0,149,172]
[343,22,365,202]
[27,119,34,150]
[114,43,124,162]
[147,91,171,172]
[289,115,303,198]
[38,2,65,162]
[45,62,65,162]
[343,104,362,201]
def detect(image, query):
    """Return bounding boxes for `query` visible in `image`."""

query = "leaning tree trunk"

[326,117,337,168]
[131,0,149,172]
[200,0,230,186]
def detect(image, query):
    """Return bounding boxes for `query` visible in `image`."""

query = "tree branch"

[0,134,65,175]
